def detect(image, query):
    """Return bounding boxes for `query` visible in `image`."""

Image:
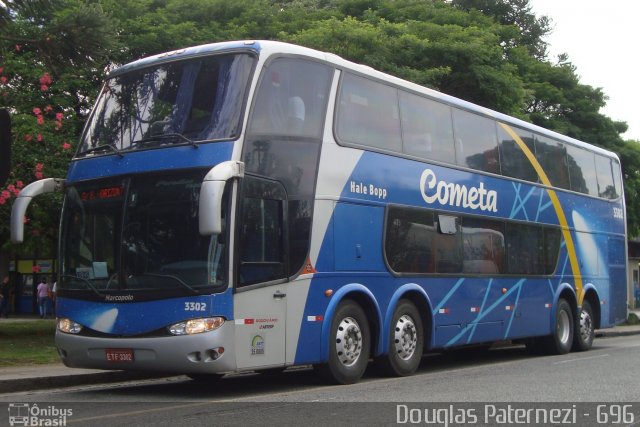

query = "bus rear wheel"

[572,300,595,352]
[379,299,423,376]
[542,298,574,355]
[319,300,370,385]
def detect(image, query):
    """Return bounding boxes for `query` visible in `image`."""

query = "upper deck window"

[78,53,255,156]
[336,73,402,152]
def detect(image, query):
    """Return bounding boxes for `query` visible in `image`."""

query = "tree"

[0,0,116,256]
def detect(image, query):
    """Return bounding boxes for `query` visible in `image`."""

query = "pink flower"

[40,73,53,85]
[16,180,24,189]
[35,163,44,171]
[40,84,48,91]
[0,76,7,85]
[44,105,53,112]
[33,107,42,115]
[0,197,6,205]
[55,112,63,121]
[1,190,10,199]
[36,134,43,142]
[24,134,32,142]
[15,45,22,52]
[55,121,62,130]
[62,142,71,150]
[35,171,43,179]
[36,115,44,125]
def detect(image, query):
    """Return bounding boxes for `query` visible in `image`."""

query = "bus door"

[234,176,289,369]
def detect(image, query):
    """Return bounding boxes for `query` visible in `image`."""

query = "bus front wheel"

[379,299,423,376]
[319,300,370,385]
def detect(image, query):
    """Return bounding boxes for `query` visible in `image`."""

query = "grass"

[0,320,60,366]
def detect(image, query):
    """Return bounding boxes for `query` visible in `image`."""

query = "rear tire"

[541,298,574,355]
[318,300,370,385]
[379,299,423,376]
[572,300,595,352]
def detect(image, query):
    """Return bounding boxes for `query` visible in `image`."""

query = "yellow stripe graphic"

[498,122,584,305]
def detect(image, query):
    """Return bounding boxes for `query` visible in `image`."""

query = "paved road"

[1,335,639,426]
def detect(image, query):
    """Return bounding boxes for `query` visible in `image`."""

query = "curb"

[0,371,173,394]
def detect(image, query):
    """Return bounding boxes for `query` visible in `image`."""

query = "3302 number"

[184,302,207,312]
[613,207,624,219]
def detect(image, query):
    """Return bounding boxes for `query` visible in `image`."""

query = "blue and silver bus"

[9,40,627,384]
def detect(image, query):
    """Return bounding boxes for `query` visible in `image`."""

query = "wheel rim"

[557,309,571,345]
[579,309,593,342]
[335,316,363,367]
[393,314,418,360]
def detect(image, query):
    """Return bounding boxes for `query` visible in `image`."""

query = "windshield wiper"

[130,273,200,294]
[131,133,199,149]
[62,274,103,298]
[81,143,124,158]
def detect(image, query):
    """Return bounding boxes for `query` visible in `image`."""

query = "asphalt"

[1,312,640,393]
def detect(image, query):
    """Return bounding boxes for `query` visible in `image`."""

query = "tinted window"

[434,214,463,273]
[498,126,538,182]
[453,110,500,174]
[543,227,561,274]
[566,145,597,195]
[535,136,569,189]
[399,91,455,164]
[462,217,505,274]
[238,177,287,286]
[385,207,436,274]
[249,58,332,138]
[505,223,543,274]
[336,73,402,152]
[595,155,619,199]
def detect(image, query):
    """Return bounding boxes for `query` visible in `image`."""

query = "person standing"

[0,276,10,318]
[36,277,52,319]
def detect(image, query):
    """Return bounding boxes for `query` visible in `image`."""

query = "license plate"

[105,348,134,363]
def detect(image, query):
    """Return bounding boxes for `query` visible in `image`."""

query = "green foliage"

[0,320,58,366]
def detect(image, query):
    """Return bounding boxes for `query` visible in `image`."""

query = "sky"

[529,0,640,141]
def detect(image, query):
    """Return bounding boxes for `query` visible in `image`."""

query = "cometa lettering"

[420,169,498,213]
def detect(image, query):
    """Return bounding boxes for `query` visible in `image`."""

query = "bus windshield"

[78,53,255,156]
[59,170,227,298]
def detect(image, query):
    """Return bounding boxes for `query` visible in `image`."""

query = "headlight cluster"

[168,317,225,336]
[57,318,83,334]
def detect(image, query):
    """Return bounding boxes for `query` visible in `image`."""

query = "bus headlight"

[57,318,83,334]
[168,317,225,336]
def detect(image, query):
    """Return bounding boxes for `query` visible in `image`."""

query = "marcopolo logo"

[8,403,73,426]
[420,169,498,213]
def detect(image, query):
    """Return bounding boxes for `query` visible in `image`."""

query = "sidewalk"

[1,313,639,393]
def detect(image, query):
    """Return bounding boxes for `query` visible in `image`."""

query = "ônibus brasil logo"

[8,403,73,426]
[420,169,498,213]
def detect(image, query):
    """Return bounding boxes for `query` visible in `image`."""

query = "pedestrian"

[0,276,10,318]
[36,277,53,319]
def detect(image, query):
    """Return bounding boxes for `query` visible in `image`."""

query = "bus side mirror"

[0,109,11,186]
[199,161,244,235]
[11,178,65,243]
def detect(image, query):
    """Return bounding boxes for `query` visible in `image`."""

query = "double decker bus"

[8,40,627,384]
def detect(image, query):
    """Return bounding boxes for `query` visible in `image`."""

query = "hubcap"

[557,309,571,345]
[335,317,363,367]
[393,314,418,360]
[580,309,593,342]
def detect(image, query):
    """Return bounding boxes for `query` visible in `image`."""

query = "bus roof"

[109,39,619,161]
